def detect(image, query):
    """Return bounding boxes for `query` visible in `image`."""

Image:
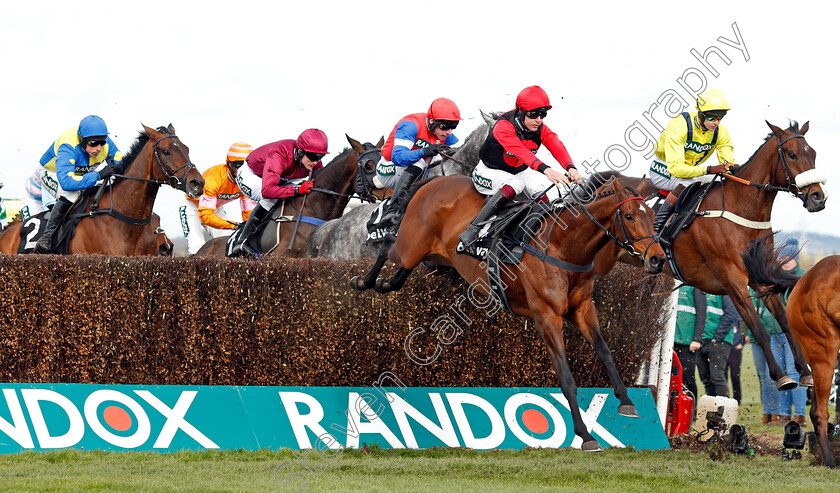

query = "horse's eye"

[624,214,634,221]
[161,149,171,156]
[787,151,797,160]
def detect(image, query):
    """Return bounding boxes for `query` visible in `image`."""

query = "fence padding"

[0,255,672,387]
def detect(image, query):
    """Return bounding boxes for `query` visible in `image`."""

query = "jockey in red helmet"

[229,129,329,257]
[373,97,461,236]
[458,86,581,257]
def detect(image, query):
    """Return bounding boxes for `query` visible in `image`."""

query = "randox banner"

[0,383,668,453]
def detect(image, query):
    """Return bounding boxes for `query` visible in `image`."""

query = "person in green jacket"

[674,286,706,399]
[696,294,740,397]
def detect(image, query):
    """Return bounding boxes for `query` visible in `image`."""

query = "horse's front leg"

[568,299,637,418]
[352,243,390,291]
[764,293,813,387]
[533,313,602,452]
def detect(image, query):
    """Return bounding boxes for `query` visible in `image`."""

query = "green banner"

[0,383,668,453]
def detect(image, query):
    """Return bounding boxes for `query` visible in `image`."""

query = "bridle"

[568,187,651,259]
[723,133,815,199]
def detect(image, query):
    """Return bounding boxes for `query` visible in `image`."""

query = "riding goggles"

[304,151,326,162]
[704,115,724,122]
[436,120,459,131]
[85,138,107,147]
[525,107,549,119]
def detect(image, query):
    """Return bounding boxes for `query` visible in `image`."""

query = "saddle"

[17,192,98,254]
[225,198,326,256]
[657,180,717,247]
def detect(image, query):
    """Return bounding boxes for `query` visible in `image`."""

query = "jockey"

[375,97,461,231]
[229,128,328,256]
[20,167,57,220]
[458,85,581,256]
[180,142,256,255]
[34,115,122,254]
[650,88,736,241]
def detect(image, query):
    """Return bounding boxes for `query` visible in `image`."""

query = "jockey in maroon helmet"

[229,128,329,257]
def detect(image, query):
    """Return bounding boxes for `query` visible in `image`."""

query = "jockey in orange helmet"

[458,86,581,257]
[229,128,328,256]
[179,142,256,255]
[649,88,735,244]
[375,97,461,232]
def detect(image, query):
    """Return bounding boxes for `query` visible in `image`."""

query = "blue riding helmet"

[78,115,109,139]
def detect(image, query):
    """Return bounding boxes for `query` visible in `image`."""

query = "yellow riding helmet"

[696,89,730,113]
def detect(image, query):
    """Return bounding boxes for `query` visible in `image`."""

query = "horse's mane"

[314,146,354,181]
[741,119,802,170]
[117,126,172,174]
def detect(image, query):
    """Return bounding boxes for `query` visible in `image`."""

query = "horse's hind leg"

[765,294,814,387]
[569,301,637,417]
[535,315,602,452]
[352,244,390,291]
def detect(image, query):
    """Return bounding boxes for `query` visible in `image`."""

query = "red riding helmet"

[296,128,329,155]
[515,86,552,111]
[426,98,462,121]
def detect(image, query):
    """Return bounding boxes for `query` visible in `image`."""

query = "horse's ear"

[766,120,784,137]
[376,136,385,148]
[346,134,365,153]
[167,123,176,134]
[480,110,496,125]
[800,121,809,135]
[142,124,158,137]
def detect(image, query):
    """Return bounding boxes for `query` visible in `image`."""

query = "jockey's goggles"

[525,107,549,119]
[436,120,459,131]
[85,138,107,147]
[704,114,723,122]
[228,159,246,169]
[304,151,326,162]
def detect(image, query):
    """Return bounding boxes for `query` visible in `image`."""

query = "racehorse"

[0,125,203,255]
[742,234,839,467]
[135,213,174,256]
[195,135,384,258]
[306,117,494,259]
[353,175,665,451]
[593,121,826,391]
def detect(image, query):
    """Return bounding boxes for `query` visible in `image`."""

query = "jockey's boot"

[34,197,72,254]
[229,204,270,257]
[379,165,423,231]
[458,190,510,256]
[652,201,675,241]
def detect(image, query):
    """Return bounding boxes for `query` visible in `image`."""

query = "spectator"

[727,326,745,403]
[674,285,706,399]
[696,294,740,397]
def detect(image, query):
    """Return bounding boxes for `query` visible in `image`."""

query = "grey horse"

[306,112,497,259]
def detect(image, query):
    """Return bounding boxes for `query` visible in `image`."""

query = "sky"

[1,0,838,240]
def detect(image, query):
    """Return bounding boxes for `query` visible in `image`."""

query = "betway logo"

[0,388,218,450]
[279,391,626,450]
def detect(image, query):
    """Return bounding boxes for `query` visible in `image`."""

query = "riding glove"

[98,166,115,181]
[295,180,314,195]
[423,144,449,157]
[706,165,730,175]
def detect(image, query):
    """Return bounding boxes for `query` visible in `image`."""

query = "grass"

[0,447,838,492]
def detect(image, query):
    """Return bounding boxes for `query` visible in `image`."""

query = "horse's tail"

[740,232,801,297]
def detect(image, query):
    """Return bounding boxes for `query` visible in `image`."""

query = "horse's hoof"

[581,440,603,452]
[374,278,389,293]
[618,404,639,418]
[350,276,368,291]
[777,376,798,391]
[800,375,815,388]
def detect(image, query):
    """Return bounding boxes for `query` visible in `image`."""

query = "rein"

[567,187,650,259]
[93,130,199,225]
[721,133,808,196]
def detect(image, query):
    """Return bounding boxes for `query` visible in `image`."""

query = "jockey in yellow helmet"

[649,89,736,243]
